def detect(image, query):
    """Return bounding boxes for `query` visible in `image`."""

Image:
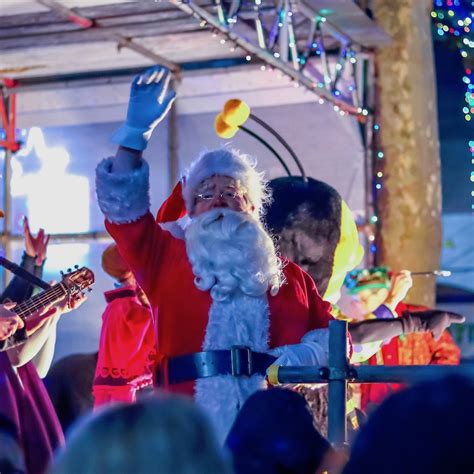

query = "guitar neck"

[13,283,68,321]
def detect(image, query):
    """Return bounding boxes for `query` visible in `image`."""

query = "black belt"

[160,346,277,385]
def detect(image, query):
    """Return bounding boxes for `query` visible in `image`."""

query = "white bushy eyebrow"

[196,178,240,194]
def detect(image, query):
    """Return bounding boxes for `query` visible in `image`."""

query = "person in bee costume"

[264,176,462,434]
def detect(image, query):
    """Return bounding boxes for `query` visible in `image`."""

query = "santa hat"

[102,243,132,282]
[156,149,270,223]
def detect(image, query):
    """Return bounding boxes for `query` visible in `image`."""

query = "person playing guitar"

[0,216,94,474]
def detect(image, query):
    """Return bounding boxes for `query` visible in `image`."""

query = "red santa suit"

[97,155,334,440]
[106,212,333,386]
[93,286,156,407]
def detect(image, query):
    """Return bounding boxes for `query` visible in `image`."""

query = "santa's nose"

[211,195,227,206]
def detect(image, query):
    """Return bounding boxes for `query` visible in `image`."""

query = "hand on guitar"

[0,302,24,341]
[25,293,87,335]
[23,267,94,335]
[54,291,87,315]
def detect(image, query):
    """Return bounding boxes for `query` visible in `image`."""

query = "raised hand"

[112,66,177,151]
[23,216,50,266]
[384,270,413,310]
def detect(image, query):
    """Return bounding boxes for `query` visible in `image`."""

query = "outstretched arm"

[96,66,176,222]
[348,309,465,344]
[96,66,177,297]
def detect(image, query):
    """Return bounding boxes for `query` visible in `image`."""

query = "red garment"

[360,302,461,411]
[106,212,334,396]
[93,286,156,407]
[0,353,64,474]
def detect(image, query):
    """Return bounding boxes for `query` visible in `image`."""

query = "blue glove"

[112,66,176,151]
[268,341,328,367]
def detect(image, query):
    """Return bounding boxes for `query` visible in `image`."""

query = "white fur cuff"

[96,157,150,224]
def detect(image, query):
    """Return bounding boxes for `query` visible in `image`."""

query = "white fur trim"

[96,157,150,223]
[195,293,270,443]
[159,222,184,239]
[159,215,190,240]
[182,149,269,216]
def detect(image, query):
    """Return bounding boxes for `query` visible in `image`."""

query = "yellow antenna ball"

[215,113,239,138]
[222,99,250,127]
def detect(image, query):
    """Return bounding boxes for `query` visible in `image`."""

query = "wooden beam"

[0,1,183,27]
[0,17,201,50]
[25,1,181,74]
[116,36,181,75]
[37,0,94,28]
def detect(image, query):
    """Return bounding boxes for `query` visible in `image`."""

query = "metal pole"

[274,363,474,384]
[327,319,348,448]
[354,364,474,383]
[2,95,13,288]
[168,95,178,191]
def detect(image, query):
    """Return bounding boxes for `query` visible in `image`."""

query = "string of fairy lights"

[430,0,473,210]
[431,0,473,122]
[366,0,474,254]
[179,0,368,119]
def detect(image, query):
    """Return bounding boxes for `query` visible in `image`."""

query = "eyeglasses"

[195,189,244,202]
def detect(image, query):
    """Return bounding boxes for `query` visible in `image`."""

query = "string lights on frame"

[179,0,370,120]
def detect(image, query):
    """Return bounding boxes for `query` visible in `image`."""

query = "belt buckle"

[230,345,253,377]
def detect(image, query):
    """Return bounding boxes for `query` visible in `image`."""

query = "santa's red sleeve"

[96,156,174,300]
[105,212,173,300]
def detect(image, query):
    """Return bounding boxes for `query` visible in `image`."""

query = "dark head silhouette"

[226,388,330,474]
[265,176,362,301]
[343,375,474,474]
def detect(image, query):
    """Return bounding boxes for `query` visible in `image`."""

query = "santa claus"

[96,66,463,441]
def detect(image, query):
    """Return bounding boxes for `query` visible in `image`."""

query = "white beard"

[184,209,283,442]
[185,208,283,301]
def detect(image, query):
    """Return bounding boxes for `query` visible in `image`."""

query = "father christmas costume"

[96,149,334,441]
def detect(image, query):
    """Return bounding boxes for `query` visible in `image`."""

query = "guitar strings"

[14,283,76,319]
